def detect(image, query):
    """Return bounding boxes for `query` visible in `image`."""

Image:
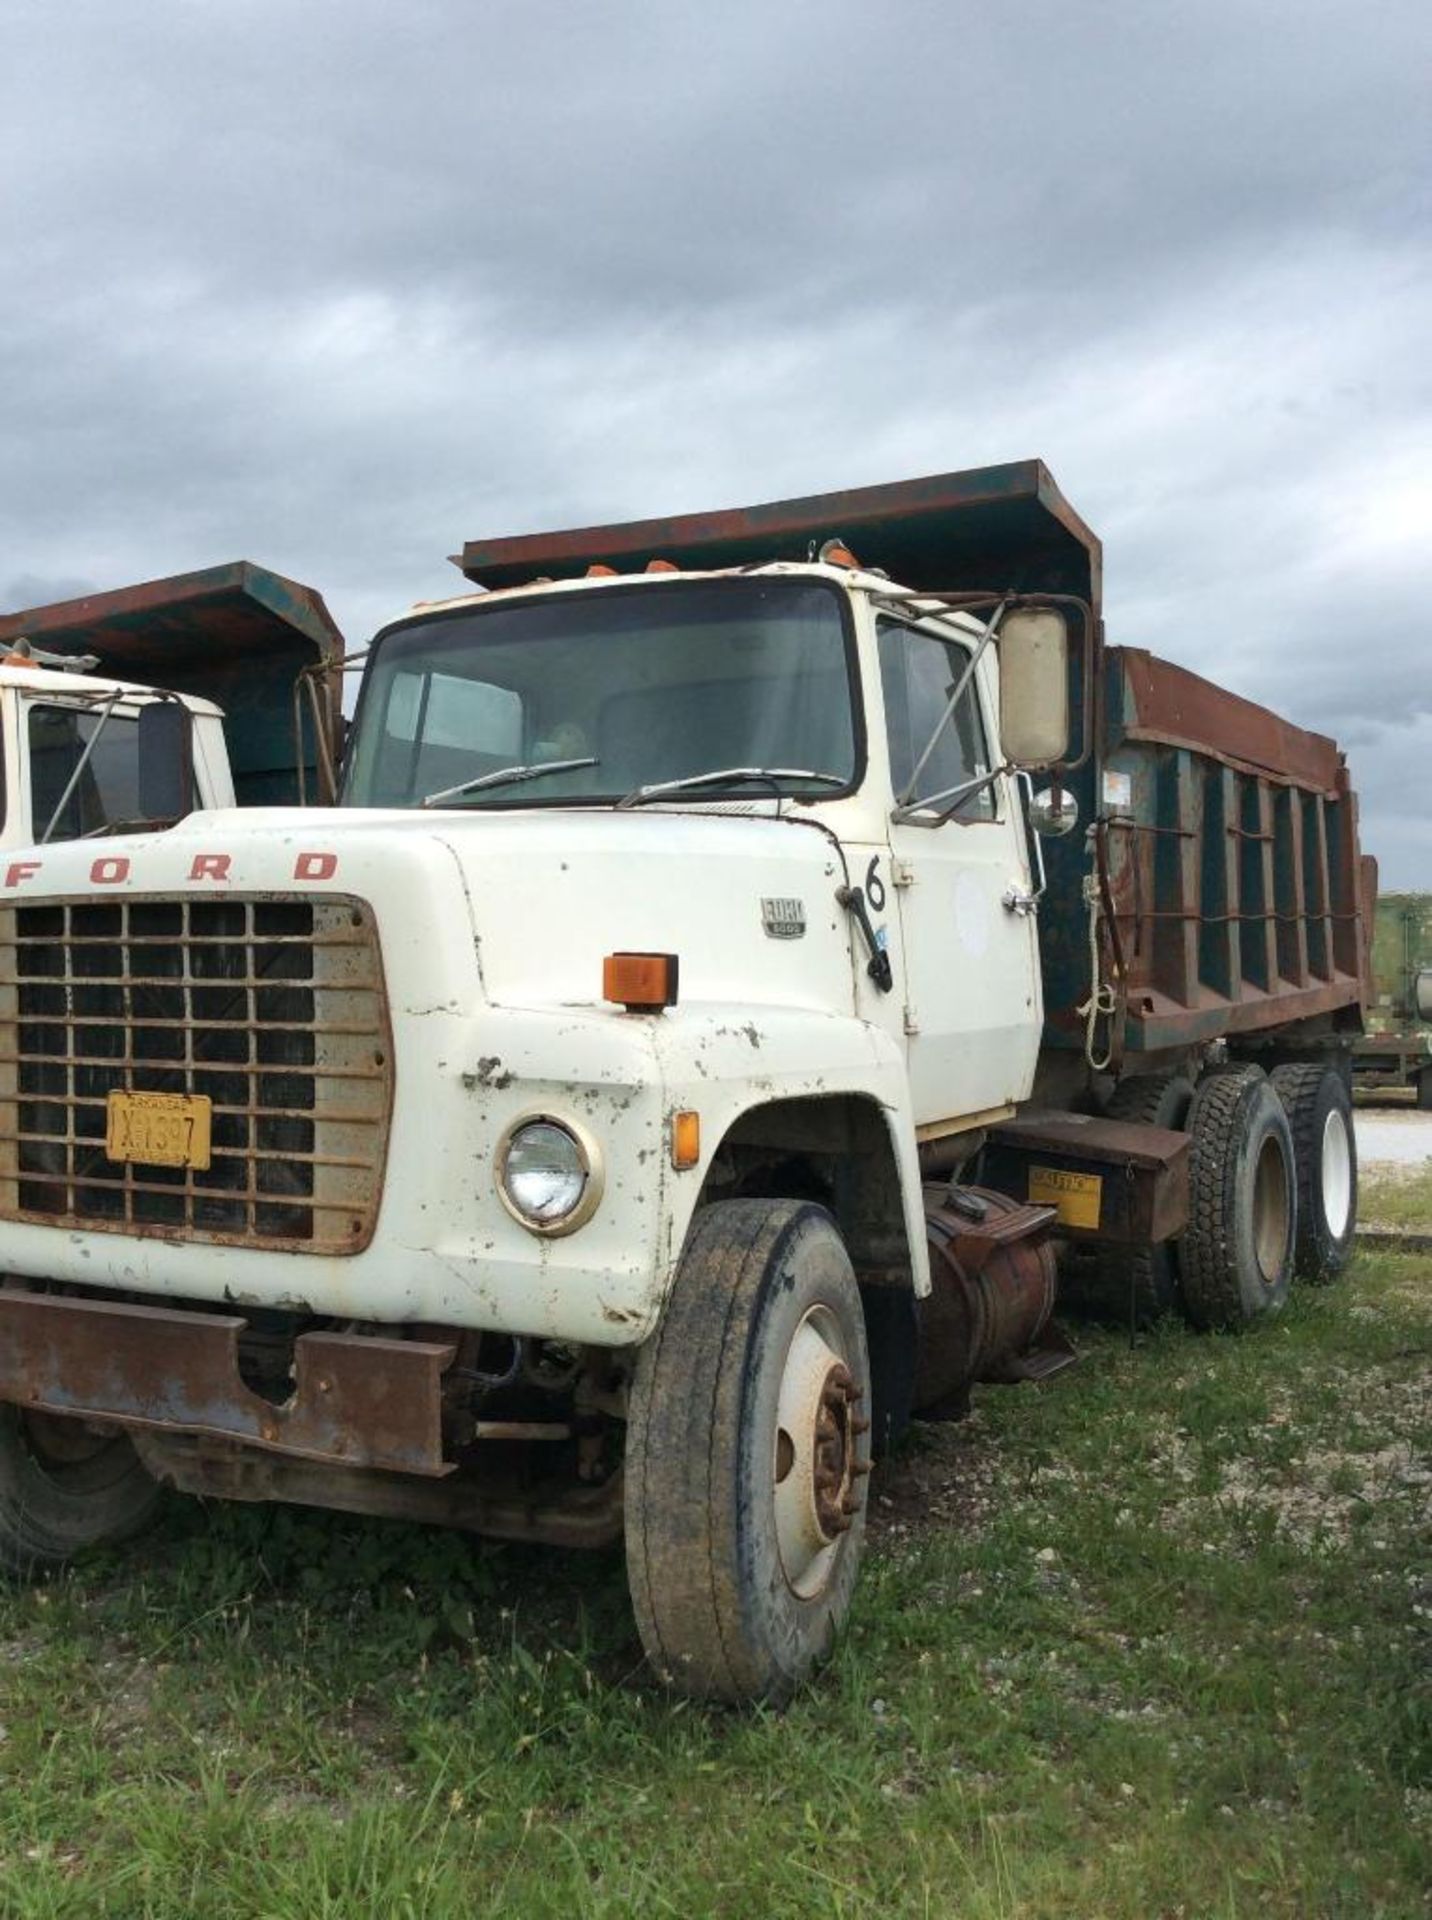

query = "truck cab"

[340,557,1049,1172]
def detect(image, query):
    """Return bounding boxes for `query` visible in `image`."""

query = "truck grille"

[0,895,391,1253]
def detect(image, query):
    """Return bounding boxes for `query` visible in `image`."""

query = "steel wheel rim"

[772,1305,862,1599]
[1252,1132,1292,1285]
[1320,1107,1353,1240]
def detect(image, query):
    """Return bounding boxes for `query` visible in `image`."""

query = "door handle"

[836,885,895,992]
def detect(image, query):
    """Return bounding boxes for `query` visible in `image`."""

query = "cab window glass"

[344,580,858,810]
[27,703,143,840]
[376,671,524,802]
[877,619,995,819]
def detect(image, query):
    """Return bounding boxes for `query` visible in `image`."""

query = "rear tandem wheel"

[1087,1070,1196,1325]
[1269,1061,1358,1283]
[1179,1065,1296,1330]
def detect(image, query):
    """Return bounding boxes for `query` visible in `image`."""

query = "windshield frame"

[340,574,867,812]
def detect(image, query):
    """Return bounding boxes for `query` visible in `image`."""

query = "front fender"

[650,1004,930,1297]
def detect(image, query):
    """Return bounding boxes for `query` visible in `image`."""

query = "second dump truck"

[0,462,1371,1702]
[0,559,344,848]
[1353,892,1432,1106]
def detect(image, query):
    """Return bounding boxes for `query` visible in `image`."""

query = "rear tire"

[0,1408,160,1577]
[625,1200,870,1705]
[1081,1071,1196,1324]
[1270,1062,1358,1282]
[1180,1066,1295,1330]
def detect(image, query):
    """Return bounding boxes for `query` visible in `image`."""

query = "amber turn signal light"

[670,1110,701,1170]
[602,951,679,1011]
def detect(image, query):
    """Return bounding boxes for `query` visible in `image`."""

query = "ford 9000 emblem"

[761,897,806,939]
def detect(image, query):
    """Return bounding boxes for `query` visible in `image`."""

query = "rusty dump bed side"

[1051,646,1372,1059]
[0,562,344,807]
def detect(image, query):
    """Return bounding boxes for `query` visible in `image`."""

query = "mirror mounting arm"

[891,761,1011,829]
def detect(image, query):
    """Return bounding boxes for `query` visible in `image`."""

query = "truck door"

[877,615,1042,1127]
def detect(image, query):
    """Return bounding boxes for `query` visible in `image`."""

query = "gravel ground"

[1355,1106,1432,1169]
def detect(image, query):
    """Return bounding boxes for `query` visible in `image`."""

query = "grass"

[1360,1162,1432,1231]
[1,1225,1427,1915]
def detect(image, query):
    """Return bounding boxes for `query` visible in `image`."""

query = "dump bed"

[1051,647,1371,1061]
[455,460,1370,1059]
[0,562,343,806]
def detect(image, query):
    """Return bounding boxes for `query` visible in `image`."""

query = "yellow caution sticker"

[1029,1165,1102,1230]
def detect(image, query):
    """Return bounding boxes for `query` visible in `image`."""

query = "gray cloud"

[2,0,1428,880]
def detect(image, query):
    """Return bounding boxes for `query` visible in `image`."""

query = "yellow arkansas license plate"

[1028,1165,1102,1230]
[105,1091,213,1171]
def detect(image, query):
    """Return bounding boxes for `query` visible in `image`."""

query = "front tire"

[1270,1062,1358,1282]
[0,1408,160,1577]
[625,1200,871,1704]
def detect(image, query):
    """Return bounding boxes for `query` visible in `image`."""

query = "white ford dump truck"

[0,465,1370,1703]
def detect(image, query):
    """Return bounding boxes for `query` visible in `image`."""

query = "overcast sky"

[3,0,1428,882]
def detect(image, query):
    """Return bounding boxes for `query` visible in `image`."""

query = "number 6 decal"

[864,855,886,914]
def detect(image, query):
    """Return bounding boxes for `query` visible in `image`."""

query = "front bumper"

[0,1287,456,1474]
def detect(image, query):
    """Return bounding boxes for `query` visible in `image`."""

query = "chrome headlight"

[496,1116,602,1234]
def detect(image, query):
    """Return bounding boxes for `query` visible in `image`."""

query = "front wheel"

[0,1407,160,1577]
[625,1200,871,1704]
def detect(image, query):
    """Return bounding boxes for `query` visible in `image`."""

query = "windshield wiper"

[616,767,847,810]
[421,757,598,808]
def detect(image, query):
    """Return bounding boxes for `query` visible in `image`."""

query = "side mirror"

[998,608,1069,768]
[137,701,195,821]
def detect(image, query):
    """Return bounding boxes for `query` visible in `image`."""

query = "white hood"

[0,803,862,1019]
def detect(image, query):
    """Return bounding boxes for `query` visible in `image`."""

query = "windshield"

[27,701,144,840]
[342,578,859,809]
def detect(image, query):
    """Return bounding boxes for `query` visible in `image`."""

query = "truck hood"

[421,806,857,1013]
[1,805,860,1016]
